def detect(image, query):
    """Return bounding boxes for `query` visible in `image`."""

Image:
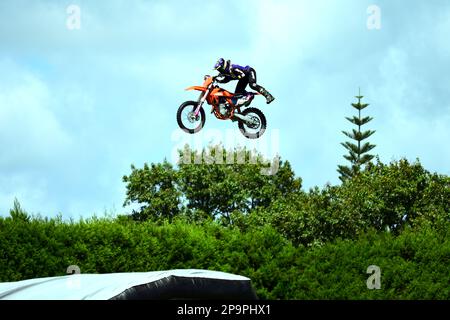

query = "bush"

[1,213,449,299]
[238,159,450,247]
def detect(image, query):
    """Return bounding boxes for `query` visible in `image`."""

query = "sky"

[0,0,449,219]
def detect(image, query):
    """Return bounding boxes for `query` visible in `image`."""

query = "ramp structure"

[0,269,258,300]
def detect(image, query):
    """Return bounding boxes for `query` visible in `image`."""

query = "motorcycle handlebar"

[212,75,225,83]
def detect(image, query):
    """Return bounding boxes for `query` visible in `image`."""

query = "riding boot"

[258,87,275,104]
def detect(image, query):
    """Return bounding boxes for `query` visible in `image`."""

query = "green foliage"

[279,225,450,299]
[2,146,449,300]
[122,161,182,222]
[9,198,30,222]
[340,158,450,233]
[239,158,449,247]
[338,91,376,181]
[122,144,302,224]
[122,146,448,250]
[0,214,449,299]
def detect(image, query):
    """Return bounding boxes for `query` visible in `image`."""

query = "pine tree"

[338,90,376,182]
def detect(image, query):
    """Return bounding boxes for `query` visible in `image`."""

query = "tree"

[341,158,450,232]
[9,198,30,222]
[122,161,182,222]
[338,89,376,181]
[122,144,302,224]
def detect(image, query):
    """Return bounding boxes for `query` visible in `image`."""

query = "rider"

[213,58,275,104]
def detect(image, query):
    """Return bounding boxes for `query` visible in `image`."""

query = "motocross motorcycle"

[177,75,267,139]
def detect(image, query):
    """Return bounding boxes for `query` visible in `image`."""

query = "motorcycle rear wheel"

[238,107,267,139]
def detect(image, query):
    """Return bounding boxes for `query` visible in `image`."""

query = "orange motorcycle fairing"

[185,85,207,92]
[208,88,235,105]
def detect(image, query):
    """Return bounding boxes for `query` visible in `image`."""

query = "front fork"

[194,86,210,117]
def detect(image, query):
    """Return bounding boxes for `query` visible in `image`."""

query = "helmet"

[214,58,230,73]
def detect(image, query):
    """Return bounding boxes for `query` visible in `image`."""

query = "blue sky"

[0,0,449,218]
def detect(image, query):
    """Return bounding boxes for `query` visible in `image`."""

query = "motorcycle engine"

[219,103,230,116]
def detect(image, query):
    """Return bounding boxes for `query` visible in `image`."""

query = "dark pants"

[234,68,265,95]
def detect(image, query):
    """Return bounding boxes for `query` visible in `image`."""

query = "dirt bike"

[177,75,267,139]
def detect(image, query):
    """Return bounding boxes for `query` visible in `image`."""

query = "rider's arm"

[215,75,231,83]
[232,68,246,79]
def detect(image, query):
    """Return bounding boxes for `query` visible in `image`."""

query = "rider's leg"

[248,69,275,104]
[235,77,249,95]
[232,78,249,105]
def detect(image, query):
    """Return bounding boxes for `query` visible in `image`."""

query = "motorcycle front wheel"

[238,107,267,139]
[176,101,206,134]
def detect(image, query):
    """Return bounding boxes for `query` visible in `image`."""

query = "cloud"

[0,0,449,217]
[368,45,450,175]
[0,59,72,169]
[0,59,73,215]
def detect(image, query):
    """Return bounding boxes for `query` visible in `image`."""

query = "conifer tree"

[338,90,376,181]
